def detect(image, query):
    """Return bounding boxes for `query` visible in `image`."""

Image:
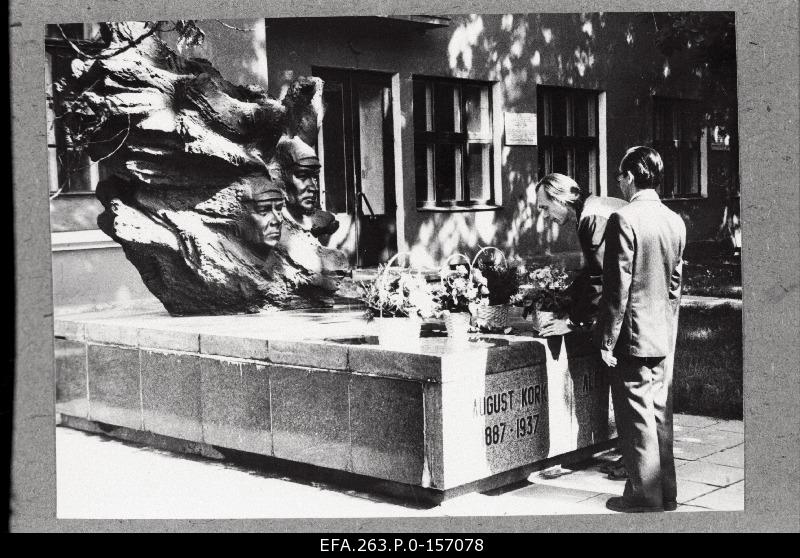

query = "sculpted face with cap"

[238,174,285,256]
[277,136,321,222]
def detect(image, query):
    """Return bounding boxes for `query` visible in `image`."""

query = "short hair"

[620,146,664,190]
[535,173,583,208]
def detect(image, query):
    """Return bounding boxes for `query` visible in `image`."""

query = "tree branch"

[56,22,162,60]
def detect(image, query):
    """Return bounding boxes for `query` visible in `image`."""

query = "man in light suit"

[595,146,686,513]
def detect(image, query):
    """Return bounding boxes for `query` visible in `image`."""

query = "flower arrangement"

[515,265,572,318]
[437,263,485,314]
[360,265,441,321]
[472,251,525,306]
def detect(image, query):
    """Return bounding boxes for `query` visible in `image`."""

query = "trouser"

[609,352,676,507]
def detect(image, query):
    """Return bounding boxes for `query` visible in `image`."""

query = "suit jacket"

[566,194,627,326]
[594,189,686,358]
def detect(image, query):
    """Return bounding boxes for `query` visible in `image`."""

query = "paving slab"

[673,414,720,429]
[529,465,625,496]
[508,482,603,505]
[676,461,744,487]
[708,420,744,434]
[677,479,720,504]
[701,444,743,469]
[685,481,743,511]
[673,427,743,461]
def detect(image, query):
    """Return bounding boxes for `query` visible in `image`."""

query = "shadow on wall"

[404,12,712,263]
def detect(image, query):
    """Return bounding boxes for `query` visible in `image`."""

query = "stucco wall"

[265,13,737,265]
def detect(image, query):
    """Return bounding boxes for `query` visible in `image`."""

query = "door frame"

[313,66,401,268]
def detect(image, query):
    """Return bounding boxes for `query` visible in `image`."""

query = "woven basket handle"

[471,246,507,270]
[375,251,416,318]
[380,251,413,277]
[440,252,472,288]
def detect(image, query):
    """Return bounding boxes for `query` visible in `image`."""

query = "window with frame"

[413,77,495,208]
[537,86,599,195]
[652,97,702,198]
[46,23,110,196]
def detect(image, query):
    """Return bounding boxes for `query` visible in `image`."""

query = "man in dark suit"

[595,147,686,513]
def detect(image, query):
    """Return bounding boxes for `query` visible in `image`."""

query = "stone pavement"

[56,413,743,519]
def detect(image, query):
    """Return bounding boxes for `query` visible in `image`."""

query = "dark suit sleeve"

[570,213,608,325]
[594,212,634,352]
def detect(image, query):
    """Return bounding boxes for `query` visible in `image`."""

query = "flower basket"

[360,251,440,323]
[530,309,557,332]
[469,246,524,331]
[474,303,510,330]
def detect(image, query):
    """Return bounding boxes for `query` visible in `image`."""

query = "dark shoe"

[663,500,678,511]
[605,496,664,513]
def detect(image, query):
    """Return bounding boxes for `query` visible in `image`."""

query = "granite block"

[348,345,441,382]
[199,333,269,361]
[543,350,575,457]
[427,365,551,489]
[349,376,425,485]
[54,319,85,342]
[200,360,271,455]
[87,344,142,429]
[85,321,139,347]
[55,339,88,418]
[422,383,444,489]
[141,351,203,442]
[569,355,611,448]
[138,327,200,353]
[270,365,350,470]
[269,339,348,370]
[477,340,542,374]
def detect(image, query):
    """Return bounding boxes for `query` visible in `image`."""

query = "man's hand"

[537,317,575,337]
[600,348,617,367]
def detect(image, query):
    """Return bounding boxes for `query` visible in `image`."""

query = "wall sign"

[504,112,537,145]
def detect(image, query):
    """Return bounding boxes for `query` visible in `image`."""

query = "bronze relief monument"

[60,22,348,315]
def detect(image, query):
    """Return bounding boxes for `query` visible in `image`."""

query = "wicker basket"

[474,303,510,330]
[470,246,512,330]
[530,309,557,332]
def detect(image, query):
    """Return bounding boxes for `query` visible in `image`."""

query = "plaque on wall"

[504,112,537,146]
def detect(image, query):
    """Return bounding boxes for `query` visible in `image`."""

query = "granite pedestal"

[54,301,616,502]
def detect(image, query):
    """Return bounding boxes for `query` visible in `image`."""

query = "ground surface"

[56,413,743,519]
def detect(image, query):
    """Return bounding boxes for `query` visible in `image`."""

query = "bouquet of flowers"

[437,263,485,314]
[472,250,525,306]
[515,265,572,319]
[360,265,441,320]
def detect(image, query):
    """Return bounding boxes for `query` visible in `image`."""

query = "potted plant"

[515,265,572,332]
[437,254,484,341]
[470,247,525,332]
[359,253,440,346]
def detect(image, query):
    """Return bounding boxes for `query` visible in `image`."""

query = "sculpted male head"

[276,136,321,217]
[238,173,285,255]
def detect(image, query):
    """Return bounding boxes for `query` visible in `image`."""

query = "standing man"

[595,146,686,513]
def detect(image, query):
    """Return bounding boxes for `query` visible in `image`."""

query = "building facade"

[47,13,739,307]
